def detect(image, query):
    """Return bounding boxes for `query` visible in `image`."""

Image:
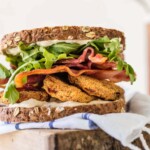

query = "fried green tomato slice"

[43,75,95,103]
[68,75,124,101]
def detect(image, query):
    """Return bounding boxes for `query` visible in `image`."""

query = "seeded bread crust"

[0,26,125,54]
[0,98,125,123]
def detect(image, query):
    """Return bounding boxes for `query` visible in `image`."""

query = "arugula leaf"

[4,81,19,104]
[0,63,11,79]
[92,36,110,50]
[20,48,40,62]
[117,59,124,71]
[6,55,22,67]
[19,42,40,62]
[48,42,81,54]
[108,49,118,61]
[18,42,37,51]
[3,62,33,103]
[109,38,120,51]
[125,64,136,84]
[88,42,99,52]
[32,61,42,69]
[57,53,73,60]
[43,48,56,68]
[96,36,110,43]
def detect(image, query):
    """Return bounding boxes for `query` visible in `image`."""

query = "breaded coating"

[0,90,49,104]
[18,90,49,102]
[68,75,124,101]
[0,91,4,104]
[43,75,95,103]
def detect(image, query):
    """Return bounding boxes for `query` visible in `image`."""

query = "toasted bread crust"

[0,26,125,54]
[0,98,125,123]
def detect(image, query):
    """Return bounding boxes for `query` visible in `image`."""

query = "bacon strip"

[27,75,45,84]
[94,62,116,69]
[0,85,5,89]
[14,65,129,88]
[64,63,89,69]
[57,47,108,69]
[0,78,9,85]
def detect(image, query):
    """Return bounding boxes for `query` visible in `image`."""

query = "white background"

[0,0,150,94]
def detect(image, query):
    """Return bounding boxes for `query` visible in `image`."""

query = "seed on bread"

[55,106,64,113]
[14,36,21,42]
[47,108,51,116]
[34,107,40,114]
[81,26,90,32]
[62,26,69,30]
[67,35,74,40]
[13,107,20,117]
[7,40,12,46]
[86,32,96,38]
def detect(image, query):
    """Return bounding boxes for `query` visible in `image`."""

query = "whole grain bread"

[0,98,125,123]
[0,26,125,54]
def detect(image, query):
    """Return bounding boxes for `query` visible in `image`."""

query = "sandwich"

[0,26,136,122]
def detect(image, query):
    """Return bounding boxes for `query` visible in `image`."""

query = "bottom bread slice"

[0,98,125,123]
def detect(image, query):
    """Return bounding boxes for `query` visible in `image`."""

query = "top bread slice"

[0,26,125,55]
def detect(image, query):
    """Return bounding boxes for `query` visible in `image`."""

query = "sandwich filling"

[0,36,136,104]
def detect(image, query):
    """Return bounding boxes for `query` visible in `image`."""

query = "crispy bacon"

[57,47,108,69]
[10,64,17,70]
[86,70,130,82]
[88,53,107,65]
[27,75,45,84]
[0,78,9,85]
[0,85,5,89]
[94,62,117,69]
[18,75,46,91]
[14,65,129,88]
[63,63,89,69]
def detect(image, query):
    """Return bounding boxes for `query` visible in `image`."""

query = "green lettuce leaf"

[6,55,22,67]
[4,81,19,104]
[32,61,43,69]
[20,48,40,62]
[18,42,37,51]
[57,53,73,60]
[48,42,81,54]
[0,63,11,79]
[117,58,124,71]
[125,64,136,84]
[19,42,40,62]
[43,48,56,68]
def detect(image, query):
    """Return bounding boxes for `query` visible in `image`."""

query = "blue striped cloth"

[0,113,99,134]
[0,112,149,150]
